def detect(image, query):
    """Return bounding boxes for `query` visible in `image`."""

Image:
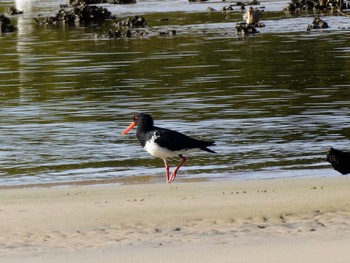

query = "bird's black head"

[326,147,350,175]
[326,147,337,163]
[121,113,155,135]
[133,113,155,132]
[134,113,153,124]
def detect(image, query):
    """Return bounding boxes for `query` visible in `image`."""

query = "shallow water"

[0,0,350,186]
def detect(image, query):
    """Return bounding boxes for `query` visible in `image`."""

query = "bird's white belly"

[144,139,199,160]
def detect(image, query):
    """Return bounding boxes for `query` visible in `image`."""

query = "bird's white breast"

[143,133,200,160]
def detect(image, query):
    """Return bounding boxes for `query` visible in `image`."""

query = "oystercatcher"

[121,113,216,183]
[327,147,350,175]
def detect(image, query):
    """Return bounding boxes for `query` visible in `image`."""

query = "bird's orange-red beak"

[121,121,136,135]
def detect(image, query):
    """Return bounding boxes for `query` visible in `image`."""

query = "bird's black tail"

[201,141,216,154]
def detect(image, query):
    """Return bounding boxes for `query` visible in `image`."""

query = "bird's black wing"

[153,127,215,153]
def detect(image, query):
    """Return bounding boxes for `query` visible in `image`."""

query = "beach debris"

[5,6,23,15]
[0,14,16,33]
[307,16,329,31]
[262,216,270,222]
[280,213,288,223]
[311,186,324,190]
[326,147,350,175]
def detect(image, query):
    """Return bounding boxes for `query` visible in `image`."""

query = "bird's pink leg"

[169,155,187,183]
[163,159,170,183]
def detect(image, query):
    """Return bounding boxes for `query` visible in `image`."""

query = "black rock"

[5,7,23,15]
[235,22,259,34]
[307,16,329,31]
[114,16,147,28]
[284,0,346,12]
[0,14,16,33]
[37,3,113,25]
[110,0,136,3]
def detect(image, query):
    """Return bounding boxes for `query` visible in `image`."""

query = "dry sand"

[0,177,350,262]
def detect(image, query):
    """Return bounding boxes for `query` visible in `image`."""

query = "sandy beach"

[1,177,350,262]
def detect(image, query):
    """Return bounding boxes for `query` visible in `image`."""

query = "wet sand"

[1,177,350,262]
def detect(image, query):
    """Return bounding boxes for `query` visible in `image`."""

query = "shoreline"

[0,171,338,190]
[1,176,350,262]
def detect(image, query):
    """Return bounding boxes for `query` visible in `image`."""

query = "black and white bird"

[121,113,216,183]
[326,147,350,175]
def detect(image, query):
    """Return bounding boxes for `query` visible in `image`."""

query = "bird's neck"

[137,121,154,133]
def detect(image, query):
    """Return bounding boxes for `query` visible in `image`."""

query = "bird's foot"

[168,172,176,183]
